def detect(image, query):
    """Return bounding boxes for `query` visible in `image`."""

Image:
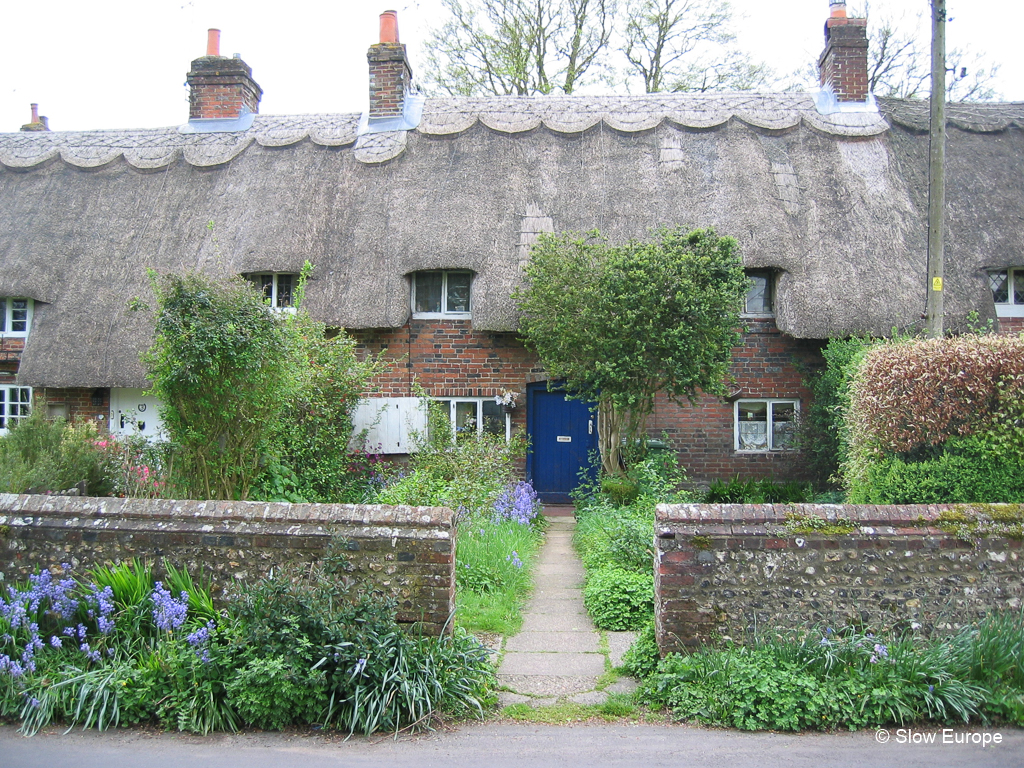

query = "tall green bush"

[143,271,291,500]
[141,268,383,502]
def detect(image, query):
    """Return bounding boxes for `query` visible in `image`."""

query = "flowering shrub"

[1,555,493,736]
[0,411,115,495]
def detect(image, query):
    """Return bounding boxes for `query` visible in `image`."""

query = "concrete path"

[496,511,637,707]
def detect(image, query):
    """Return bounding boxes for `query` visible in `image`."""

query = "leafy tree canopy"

[515,226,748,473]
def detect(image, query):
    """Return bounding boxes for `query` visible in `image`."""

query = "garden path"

[496,506,637,708]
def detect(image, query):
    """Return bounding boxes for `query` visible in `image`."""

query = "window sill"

[734,449,799,454]
[994,304,1024,318]
[412,312,472,320]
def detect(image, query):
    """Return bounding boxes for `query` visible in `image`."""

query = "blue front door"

[527,383,599,504]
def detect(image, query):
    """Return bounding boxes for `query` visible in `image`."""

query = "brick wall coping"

[0,494,453,537]
[656,503,1007,535]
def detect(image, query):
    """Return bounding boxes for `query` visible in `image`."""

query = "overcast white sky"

[1,0,1020,132]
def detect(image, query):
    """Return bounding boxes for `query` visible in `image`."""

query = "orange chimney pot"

[207,28,221,57]
[380,11,399,44]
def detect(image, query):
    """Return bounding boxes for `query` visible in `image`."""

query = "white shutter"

[350,397,427,454]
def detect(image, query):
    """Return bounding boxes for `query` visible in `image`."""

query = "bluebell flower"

[151,582,189,632]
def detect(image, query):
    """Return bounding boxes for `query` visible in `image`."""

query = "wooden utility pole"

[925,0,947,338]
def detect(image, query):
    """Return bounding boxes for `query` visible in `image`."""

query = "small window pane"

[745,274,771,314]
[1014,270,1024,305]
[454,401,478,435]
[415,273,443,313]
[990,271,1009,304]
[771,402,796,449]
[446,273,471,313]
[258,275,274,302]
[11,299,28,332]
[737,401,768,450]
[482,400,504,436]
[0,299,6,333]
[276,274,294,307]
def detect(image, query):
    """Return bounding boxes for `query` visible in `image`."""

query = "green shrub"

[638,627,994,731]
[622,621,660,679]
[849,434,1024,504]
[601,475,639,506]
[703,476,813,504]
[583,567,653,631]
[575,497,655,574]
[225,655,327,730]
[0,411,113,495]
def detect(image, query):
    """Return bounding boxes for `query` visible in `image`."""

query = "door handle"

[589,418,594,435]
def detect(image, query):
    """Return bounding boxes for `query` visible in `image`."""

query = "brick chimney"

[186,29,263,120]
[367,11,413,119]
[818,1,869,102]
[20,103,50,132]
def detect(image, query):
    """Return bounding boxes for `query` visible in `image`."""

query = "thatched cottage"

[1,3,1022,500]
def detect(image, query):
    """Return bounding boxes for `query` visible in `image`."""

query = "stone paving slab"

[530,586,578,599]
[504,631,601,653]
[521,598,589,615]
[606,631,638,668]
[519,611,595,633]
[498,674,597,696]
[499,652,605,676]
[535,562,586,577]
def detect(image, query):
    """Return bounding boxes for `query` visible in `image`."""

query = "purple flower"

[506,551,523,569]
[186,620,216,664]
[50,636,62,649]
[151,582,189,632]
[493,481,541,526]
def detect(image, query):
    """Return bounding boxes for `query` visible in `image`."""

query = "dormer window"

[0,298,32,336]
[989,268,1024,317]
[247,273,296,310]
[412,271,472,318]
[744,271,774,316]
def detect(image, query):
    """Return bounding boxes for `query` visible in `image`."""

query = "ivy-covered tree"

[515,226,748,474]
[144,272,291,500]
[142,268,384,501]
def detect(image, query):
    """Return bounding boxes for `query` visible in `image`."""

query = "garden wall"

[655,503,1023,655]
[0,494,456,635]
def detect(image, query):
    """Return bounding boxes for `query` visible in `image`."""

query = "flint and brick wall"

[0,495,456,635]
[655,503,1023,656]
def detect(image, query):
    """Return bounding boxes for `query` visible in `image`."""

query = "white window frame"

[0,386,32,434]
[0,298,33,337]
[435,397,511,441]
[734,398,799,453]
[247,273,297,312]
[742,271,774,317]
[411,271,473,319]
[988,268,1024,318]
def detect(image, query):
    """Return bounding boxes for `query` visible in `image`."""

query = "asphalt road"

[2,722,1021,768]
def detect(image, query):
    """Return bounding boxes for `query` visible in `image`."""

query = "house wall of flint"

[655,503,1024,656]
[0,494,456,635]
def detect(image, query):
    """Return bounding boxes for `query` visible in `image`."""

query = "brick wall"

[353,318,820,483]
[37,387,110,427]
[0,495,456,635]
[655,503,1023,655]
[998,317,1024,335]
[650,318,822,482]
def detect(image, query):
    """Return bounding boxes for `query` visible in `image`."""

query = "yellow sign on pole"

[933,277,943,292]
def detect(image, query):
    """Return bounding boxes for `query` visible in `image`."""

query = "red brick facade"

[351,317,824,483]
[367,43,412,119]
[998,317,1024,335]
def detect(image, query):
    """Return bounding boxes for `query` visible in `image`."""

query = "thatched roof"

[1,93,1022,388]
